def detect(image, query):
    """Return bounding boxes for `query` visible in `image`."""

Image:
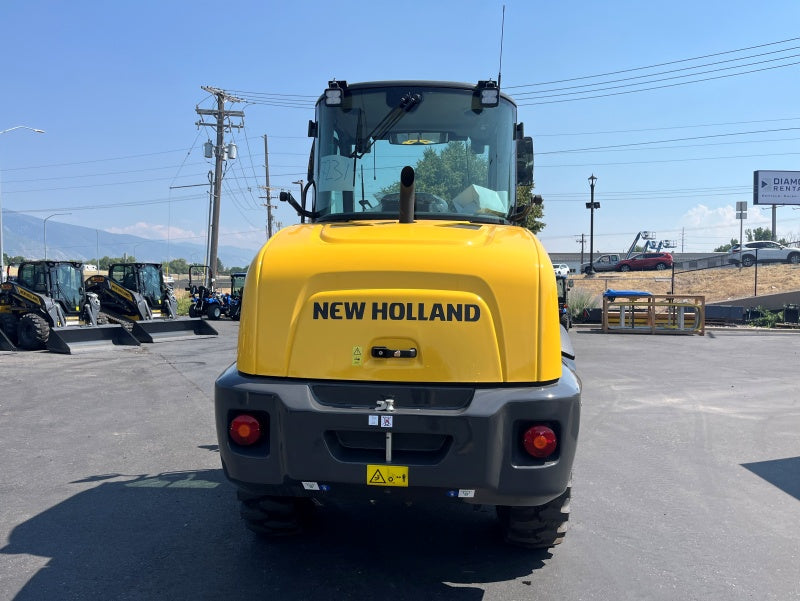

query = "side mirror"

[516,136,533,186]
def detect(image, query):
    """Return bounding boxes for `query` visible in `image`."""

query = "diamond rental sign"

[754,170,800,205]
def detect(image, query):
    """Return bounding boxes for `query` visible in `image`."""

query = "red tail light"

[229,414,261,446]
[523,425,557,459]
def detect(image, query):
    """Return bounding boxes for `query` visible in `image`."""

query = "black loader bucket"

[0,329,16,351]
[47,324,141,354]
[129,318,218,343]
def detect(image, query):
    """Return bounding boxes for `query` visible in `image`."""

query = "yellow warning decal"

[366,464,408,487]
[352,345,363,366]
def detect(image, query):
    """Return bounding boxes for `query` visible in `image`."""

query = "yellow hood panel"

[237,220,561,383]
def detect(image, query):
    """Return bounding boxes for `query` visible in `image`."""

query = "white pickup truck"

[581,253,621,274]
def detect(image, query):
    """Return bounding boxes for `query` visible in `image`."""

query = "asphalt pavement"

[0,322,798,601]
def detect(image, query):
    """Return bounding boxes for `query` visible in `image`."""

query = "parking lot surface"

[1,323,798,600]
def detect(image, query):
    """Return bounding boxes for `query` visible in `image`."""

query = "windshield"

[313,83,517,222]
[54,263,83,310]
[139,264,162,304]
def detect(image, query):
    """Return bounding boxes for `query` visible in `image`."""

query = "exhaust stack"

[399,166,415,223]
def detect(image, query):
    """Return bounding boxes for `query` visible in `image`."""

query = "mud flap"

[47,324,141,354]
[0,329,16,351]
[129,318,218,343]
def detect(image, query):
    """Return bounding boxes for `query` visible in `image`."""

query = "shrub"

[569,288,600,321]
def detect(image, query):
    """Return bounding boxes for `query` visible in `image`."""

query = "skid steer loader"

[84,262,217,343]
[214,80,581,549]
[0,261,139,353]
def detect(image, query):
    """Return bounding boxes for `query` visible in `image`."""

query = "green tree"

[714,238,739,252]
[379,142,489,199]
[3,253,27,266]
[745,227,789,245]
[167,258,189,274]
[746,227,772,242]
[379,141,544,232]
[516,183,545,234]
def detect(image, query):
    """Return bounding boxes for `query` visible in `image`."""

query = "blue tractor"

[186,265,229,320]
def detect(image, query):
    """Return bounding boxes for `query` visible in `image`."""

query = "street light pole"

[586,174,600,275]
[1,126,45,281]
[43,213,70,260]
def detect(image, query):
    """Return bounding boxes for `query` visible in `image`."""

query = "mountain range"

[1,212,258,269]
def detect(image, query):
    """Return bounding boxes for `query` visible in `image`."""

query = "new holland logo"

[313,301,480,322]
[18,287,42,305]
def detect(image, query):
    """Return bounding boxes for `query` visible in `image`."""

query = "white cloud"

[678,204,769,251]
[106,222,202,243]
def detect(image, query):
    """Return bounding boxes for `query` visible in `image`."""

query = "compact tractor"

[214,80,581,549]
[186,265,231,320]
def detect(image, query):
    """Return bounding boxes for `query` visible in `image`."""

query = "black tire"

[619,264,631,272]
[655,263,667,271]
[188,304,198,318]
[17,313,50,350]
[741,255,755,267]
[237,491,314,537]
[496,487,571,549]
[0,313,18,344]
[206,304,222,320]
[788,253,800,265]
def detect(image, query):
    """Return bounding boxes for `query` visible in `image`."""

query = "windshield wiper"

[351,92,421,159]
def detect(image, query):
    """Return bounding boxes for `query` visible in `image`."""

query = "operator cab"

[283,80,534,225]
[17,261,84,313]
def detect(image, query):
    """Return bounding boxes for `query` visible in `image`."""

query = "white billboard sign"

[753,170,800,205]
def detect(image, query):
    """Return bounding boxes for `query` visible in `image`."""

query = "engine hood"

[237,220,561,384]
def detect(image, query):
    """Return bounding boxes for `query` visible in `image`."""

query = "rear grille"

[311,383,474,410]
[324,430,451,465]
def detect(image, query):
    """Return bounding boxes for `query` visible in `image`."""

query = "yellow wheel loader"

[214,80,581,549]
[0,261,139,353]
[84,262,217,343]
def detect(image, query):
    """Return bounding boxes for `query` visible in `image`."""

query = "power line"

[538,126,800,155]
[518,59,800,105]
[506,36,800,88]
[534,116,800,138]
[513,46,800,98]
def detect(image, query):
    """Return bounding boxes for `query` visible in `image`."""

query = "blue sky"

[2,0,800,263]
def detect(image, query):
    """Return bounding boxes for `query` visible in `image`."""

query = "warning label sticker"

[366,464,408,487]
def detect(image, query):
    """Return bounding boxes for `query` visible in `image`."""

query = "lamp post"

[1,126,45,281]
[132,243,144,263]
[292,179,304,199]
[43,213,70,260]
[585,174,600,275]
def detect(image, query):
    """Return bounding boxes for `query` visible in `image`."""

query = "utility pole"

[575,234,586,266]
[263,134,275,239]
[196,86,244,287]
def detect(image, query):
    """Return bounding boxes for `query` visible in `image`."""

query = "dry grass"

[572,264,800,305]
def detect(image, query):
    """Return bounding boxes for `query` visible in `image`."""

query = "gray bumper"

[214,363,581,506]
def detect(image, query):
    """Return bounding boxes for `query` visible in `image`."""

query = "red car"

[616,252,673,272]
